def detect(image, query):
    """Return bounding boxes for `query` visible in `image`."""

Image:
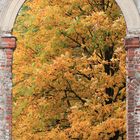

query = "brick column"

[0,36,16,140]
[125,37,140,140]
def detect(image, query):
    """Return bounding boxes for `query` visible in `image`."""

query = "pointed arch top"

[0,0,140,36]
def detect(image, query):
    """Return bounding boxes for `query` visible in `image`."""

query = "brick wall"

[0,36,16,140]
[125,37,140,140]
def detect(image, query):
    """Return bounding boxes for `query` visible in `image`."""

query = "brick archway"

[0,0,140,139]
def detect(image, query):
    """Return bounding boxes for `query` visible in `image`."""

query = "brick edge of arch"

[0,0,140,140]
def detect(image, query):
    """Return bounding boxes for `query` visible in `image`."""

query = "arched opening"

[0,0,140,140]
[12,0,126,139]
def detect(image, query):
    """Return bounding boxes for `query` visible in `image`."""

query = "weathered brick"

[0,37,16,140]
[125,37,140,139]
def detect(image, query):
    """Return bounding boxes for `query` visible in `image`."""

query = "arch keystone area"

[0,0,140,139]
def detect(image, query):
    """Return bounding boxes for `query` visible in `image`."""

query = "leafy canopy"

[13,0,126,139]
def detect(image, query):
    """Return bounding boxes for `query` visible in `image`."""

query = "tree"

[13,0,126,139]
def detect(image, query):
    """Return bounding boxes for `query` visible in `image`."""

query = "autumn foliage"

[13,0,126,139]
